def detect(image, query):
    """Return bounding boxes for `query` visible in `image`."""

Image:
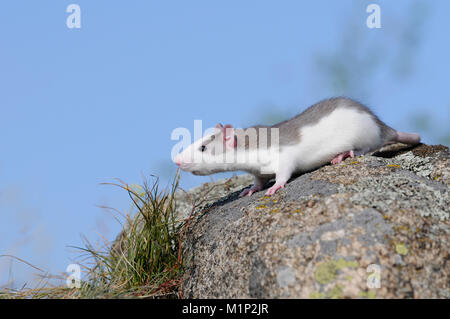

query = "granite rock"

[181,144,450,299]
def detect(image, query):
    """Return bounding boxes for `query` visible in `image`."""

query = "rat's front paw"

[239,184,263,197]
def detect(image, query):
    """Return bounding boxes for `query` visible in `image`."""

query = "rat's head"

[173,123,237,175]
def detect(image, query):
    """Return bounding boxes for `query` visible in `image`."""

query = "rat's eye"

[200,145,206,152]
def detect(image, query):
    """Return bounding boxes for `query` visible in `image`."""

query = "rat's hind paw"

[331,150,355,165]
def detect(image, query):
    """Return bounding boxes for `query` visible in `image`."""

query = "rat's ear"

[215,123,223,129]
[223,124,236,149]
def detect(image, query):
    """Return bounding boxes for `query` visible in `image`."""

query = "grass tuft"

[1,172,187,299]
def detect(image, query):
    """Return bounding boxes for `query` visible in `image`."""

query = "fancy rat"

[173,97,420,196]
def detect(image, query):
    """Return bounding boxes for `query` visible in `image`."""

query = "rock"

[180,144,450,298]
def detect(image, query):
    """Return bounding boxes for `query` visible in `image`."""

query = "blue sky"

[1,0,449,288]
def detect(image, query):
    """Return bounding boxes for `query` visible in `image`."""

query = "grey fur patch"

[236,126,276,150]
[273,97,397,146]
[234,97,397,149]
[201,97,397,158]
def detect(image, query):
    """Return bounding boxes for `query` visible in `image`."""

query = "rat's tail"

[394,131,421,145]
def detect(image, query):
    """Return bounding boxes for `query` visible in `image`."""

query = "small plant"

[74,173,184,298]
[1,172,186,299]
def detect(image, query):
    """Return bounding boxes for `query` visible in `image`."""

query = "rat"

[173,97,421,197]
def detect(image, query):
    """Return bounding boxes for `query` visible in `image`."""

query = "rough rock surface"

[180,144,450,299]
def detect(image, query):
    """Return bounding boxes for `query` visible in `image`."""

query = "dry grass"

[1,172,189,299]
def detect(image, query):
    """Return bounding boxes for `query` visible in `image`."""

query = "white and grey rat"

[173,97,420,196]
